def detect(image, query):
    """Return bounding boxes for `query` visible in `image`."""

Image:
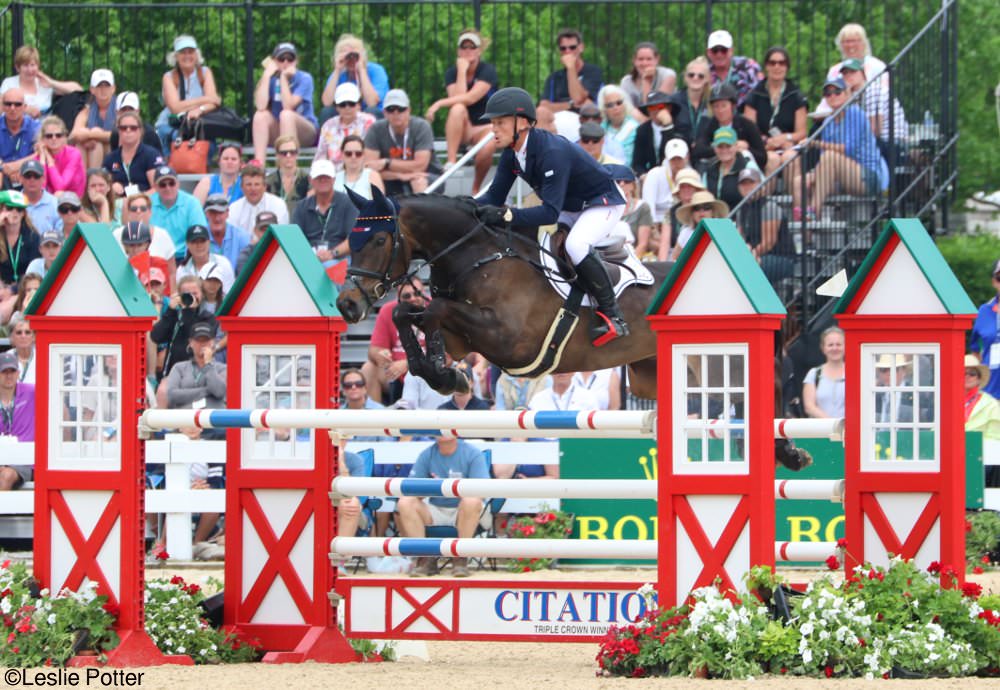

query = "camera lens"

[347,52,359,61]
[181,293,194,307]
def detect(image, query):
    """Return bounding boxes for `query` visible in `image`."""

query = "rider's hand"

[477,205,511,227]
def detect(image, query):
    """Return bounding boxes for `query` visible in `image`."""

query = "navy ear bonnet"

[347,185,399,252]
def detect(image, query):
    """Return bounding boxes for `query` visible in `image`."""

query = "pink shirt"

[40,144,86,197]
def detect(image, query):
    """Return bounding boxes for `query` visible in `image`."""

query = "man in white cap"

[291,159,358,261]
[314,81,375,169]
[706,29,762,107]
[363,89,436,195]
[641,138,691,228]
[109,91,161,150]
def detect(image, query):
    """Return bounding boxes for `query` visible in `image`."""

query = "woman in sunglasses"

[314,82,375,169]
[334,135,383,200]
[251,42,317,165]
[34,115,85,196]
[0,190,40,294]
[791,77,887,220]
[620,42,676,121]
[102,111,164,196]
[265,134,310,215]
[671,57,711,147]
[597,84,639,166]
[743,46,808,178]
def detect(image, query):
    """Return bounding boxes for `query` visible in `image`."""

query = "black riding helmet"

[482,87,537,122]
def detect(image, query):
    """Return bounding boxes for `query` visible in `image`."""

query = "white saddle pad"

[539,231,655,308]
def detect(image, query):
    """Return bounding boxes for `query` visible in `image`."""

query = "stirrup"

[590,310,629,347]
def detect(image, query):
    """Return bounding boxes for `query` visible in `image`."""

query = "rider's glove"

[477,205,513,227]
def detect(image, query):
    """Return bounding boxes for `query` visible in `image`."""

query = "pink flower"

[534,512,556,524]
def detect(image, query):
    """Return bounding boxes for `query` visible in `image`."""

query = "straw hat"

[874,353,912,369]
[964,353,990,387]
[676,190,729,226]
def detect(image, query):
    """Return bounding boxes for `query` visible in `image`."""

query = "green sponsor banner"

[561,432,986,566]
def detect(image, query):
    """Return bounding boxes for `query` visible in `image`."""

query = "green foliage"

[956,0,1000,200]
[349,637,396,662]
[966,510,1000,568]
[936,231,1000,307]
[504,506,574,572]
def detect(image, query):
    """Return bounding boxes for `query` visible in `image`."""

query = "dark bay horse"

[335,187,669,398]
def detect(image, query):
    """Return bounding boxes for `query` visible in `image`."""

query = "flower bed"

[503,508,574,572]
[596,558,1000,679]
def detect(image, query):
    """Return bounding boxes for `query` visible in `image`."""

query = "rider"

[474,87,630,347]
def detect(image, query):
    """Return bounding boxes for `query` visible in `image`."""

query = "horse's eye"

[375,236,387,246]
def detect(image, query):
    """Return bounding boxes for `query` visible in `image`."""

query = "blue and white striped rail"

[329,537,839,562]
[330,478,845,502]
[140,409,655,439]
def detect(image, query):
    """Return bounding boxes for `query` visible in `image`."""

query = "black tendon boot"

[574,252,630,347]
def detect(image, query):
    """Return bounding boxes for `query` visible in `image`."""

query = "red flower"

[521,524,536,537]
[1,559,9,569]
[962,582,983,598]
[534,512,556,524]
[780,667,788,675]
[170,575,185,585]
[858,637,867,647]
[0,588,11,599]
[973,566,984,575]
[185,584,202,595]
[983,555,991,564]
[155,550,170,561]
[965,519,973,533]
[824,665,834,678]
[927,561,942,574]
[6,632,14,643]
[825,555,840,570]
[836,538,848,549]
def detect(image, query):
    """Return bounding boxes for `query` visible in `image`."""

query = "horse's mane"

[397,193,479,218]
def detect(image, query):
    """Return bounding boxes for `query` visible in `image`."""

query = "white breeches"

[559,204,626,264]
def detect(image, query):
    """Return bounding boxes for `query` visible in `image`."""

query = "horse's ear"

[345,186,370,211]
[369,184,393,212]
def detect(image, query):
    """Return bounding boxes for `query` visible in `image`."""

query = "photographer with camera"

[150,273,217,383]
[318,34,389,125]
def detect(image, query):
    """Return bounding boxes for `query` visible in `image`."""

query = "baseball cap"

[712,126,738,147]
[90,69,115,88]
[173,35,198,53]
[186,224,209,242]
[579,121,604,140]
[665,138,689,160]
[383,89,410,109]
[707,30,733,50]
[672,167,707,193]
[457,31,482,48]
[121,221,152,245]
[823,77,847,92]
[203,193,229,212]
[153,165,177,184]
[255,211,278,229]
[272,42,297,59]
[190,321,215,340]
[310,159,336,179]
[0,351,18,372]
[709,83,738,103]
[604,164,635,183]
[149,267,167,285]
[56,191,82,209]
[737,167,763,184]
[20,159,44,177]
[578,103,601,119]
[115,91,140,112]
[0,190,27,209]
[840,58,865,73]
[198,259,235,294]
[333,82,361,105]
[40,229,63,246]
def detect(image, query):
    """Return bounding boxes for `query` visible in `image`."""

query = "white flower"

[802,648,813,664]
[47,613,56,625]
[176,646,185,654]
[800,621,815,636]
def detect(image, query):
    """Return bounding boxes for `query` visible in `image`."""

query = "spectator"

[315,82,376,170]
[55,191,82,237]
[802,326,846,419]
[175,223,235,291]
[706,30,762,107]
[964,354,1000,442]
[70,69,117,170]
[672,57,711,144]
[335,444,372,540]
[363,89,436,196]
[578,121,621,165]
[1,272,40,328]
[969,259,1000,401]
[826,23,887,86]
[0,45,82,119]
[529,371,600,411]
[341,367,383,411]
[0,190,40,291]
[743,47,808,177]
[573,368,621,410]
[116,194,178,276]
[155,35,222,156]
[5,314,36,383]
[334,134,384,199]
[291,159,359,260]
[401,370,451,411]
[670,189,728,260]
[398,436,491,577]
[108,92,162,151]
[620,42,676,119]
[102,111,164,195]
[664,168,707,261]
[598,85,639,166]
[735,167,794,283]
[605,164,652,253]
[692,83,766,171]
[0,350,35,490]
[24,230,60,279]
[20,159,61,233]
[631,91,681,175]
[150,165,208,257]
[34,115,84,196]
[840,58,908,155]
[228,163,288,234]
[494,373,549,411]
[319,34,390,122]
[202,194,250,270]
[363,280,427,403]
[251,42,317,164]
[791,78,887,220]
[235,210,277,275]
[0,87,41,185]
[641,138,689,240]
[192,142,244,206]
[536,28,603,132]
[150,273,215,380]
[265,135,310,216]
[79,167,119,223]
[116,221,174,296]
[424,28,498,195]
[703,126,755,209]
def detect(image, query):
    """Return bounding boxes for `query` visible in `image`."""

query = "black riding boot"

[574,252,630,347]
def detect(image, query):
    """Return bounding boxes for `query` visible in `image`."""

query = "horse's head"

[336,186,409,322]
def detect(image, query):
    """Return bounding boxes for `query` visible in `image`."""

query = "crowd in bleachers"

[0,20,914,570]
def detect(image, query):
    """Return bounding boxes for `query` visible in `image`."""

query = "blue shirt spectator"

[409,439,489,507]
[327,65,389,110]
[268,71,317,128]
[0,110,39,167]
[150,166,208,256]
[26,190,62,234]
[819,103,889,191]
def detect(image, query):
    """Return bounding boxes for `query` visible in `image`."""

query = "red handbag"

[170,118,209,174]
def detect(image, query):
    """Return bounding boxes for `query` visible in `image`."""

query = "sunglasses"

[58,205,81,213]
[43,132,66,139]
[604,100,624,108]
[128,205,149,212]
[965,371,981,377]
[459,43,478,51]
[277,149,299,156]
[823,87,845,97]
[157,179,177,188]
[118,124,140,132]
[692,203,717,212]
[766,59,788,66]
[342,150,364,158]
[2,101,23,107]
[336,101,359,108]
[384,106,407,113]
[558,44,579,52]
[686,72,707,79]
[580,137,603,145]
[21,173,42,180]
[342,380,366,389]
[709,47,730,54]
[275,55,295,63]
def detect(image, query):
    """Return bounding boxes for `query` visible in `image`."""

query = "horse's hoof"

[776,445,813,472]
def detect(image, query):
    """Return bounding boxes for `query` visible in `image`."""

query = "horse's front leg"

[391,301,435,383]
[392,299,466,395]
